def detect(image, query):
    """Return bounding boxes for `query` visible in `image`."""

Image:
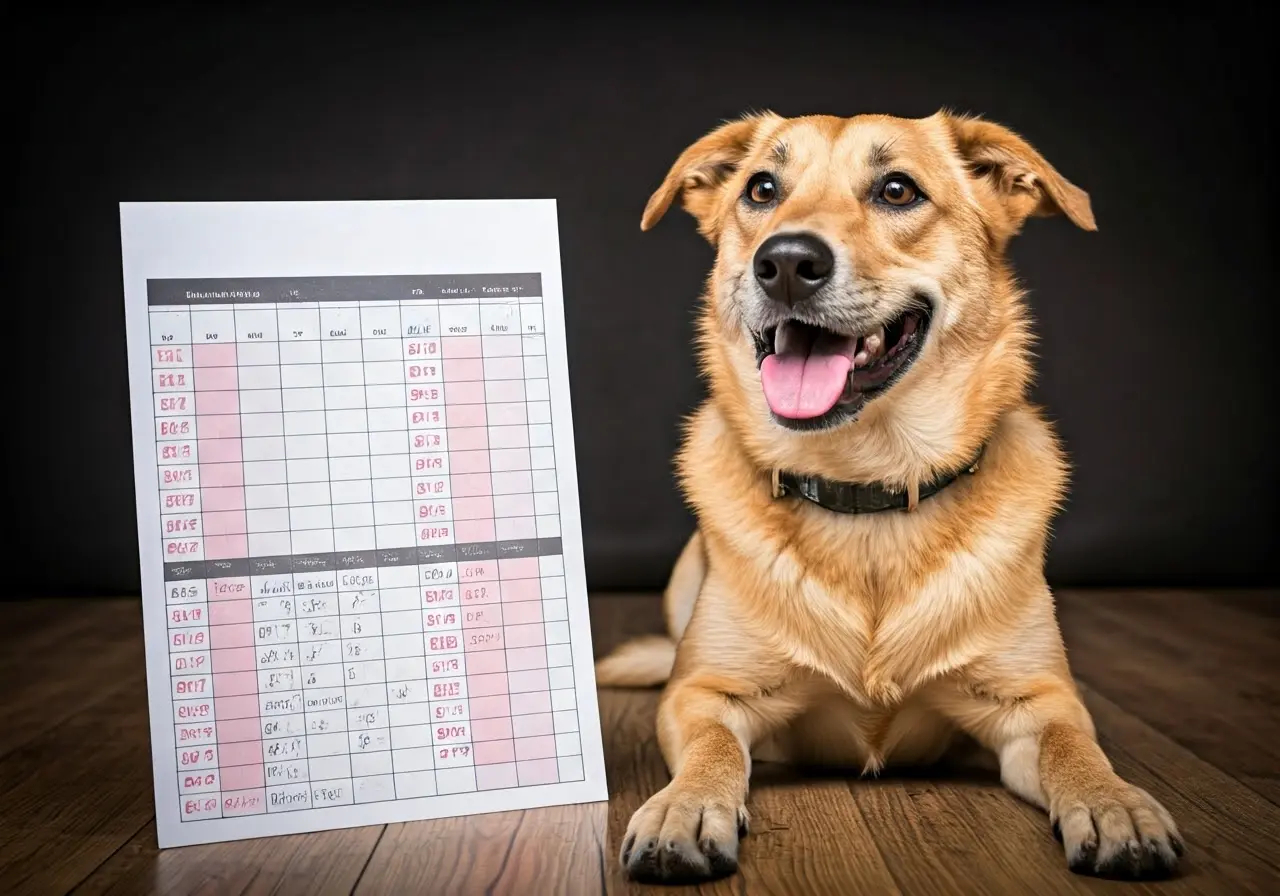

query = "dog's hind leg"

[594,529,706,688]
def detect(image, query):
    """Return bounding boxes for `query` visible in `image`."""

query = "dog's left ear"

[641,112,779,240]
[938,111,1096,235]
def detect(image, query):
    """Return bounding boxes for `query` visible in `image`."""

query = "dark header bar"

[147,274,543,307]
[163,538,563,581]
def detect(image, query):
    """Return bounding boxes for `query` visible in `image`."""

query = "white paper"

[119,200,608,848]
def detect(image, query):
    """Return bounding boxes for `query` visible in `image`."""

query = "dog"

[594,109,1184,884]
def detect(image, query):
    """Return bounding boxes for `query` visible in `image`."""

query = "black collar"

[770,448,984,515]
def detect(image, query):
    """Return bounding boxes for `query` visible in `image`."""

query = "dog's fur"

[594,110,1184,883]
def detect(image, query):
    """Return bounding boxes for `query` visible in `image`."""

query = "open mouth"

[752,304,932,429]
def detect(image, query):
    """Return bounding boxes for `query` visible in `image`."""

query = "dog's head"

[643,111,1094,475]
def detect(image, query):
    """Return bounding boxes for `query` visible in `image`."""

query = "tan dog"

[595,110,1184,884]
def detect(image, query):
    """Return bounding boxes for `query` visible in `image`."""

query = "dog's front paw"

[1052,781,1185,879]
[621,783,748,884]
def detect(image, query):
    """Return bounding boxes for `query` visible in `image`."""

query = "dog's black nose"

[753,232,834,306]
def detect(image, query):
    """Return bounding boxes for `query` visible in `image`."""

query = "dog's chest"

[776,572,967,710]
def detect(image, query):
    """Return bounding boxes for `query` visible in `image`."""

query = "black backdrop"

[8,5,1275,597]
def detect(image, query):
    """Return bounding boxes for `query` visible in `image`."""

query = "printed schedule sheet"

[120,200,608,847]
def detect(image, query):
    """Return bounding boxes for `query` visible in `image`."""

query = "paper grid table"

[120,200,607,847]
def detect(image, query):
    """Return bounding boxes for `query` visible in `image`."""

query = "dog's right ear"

[641,113,778,239]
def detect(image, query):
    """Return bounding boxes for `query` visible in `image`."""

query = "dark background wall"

[7,4,1275,597]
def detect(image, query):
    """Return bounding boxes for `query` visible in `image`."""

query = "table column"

[340,555,394,803]
[323,304,375,554]
[524,300,582,782]
[208,564,264,813]
[154,301,222,817]
[236,306,290,562]
[192,308,246,563]
[488,298,548,789]
[277,303,333,556]
[297,560,353,808]
[407,300,473,794]
[380,548,436,800]
[254,562,309,812]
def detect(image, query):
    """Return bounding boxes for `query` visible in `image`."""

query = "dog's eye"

[878,176,922,207]
[745,173,778,205]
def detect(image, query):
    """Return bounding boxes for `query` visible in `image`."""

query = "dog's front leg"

[621,680,776,884]
[941,683,1184,879]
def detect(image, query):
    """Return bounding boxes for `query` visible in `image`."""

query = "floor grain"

[0,591,1274,895]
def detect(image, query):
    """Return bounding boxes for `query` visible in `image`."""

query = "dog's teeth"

[853,348,870,367]
[863,327,885,358]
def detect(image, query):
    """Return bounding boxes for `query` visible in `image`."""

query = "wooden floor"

[0,591,1277,895]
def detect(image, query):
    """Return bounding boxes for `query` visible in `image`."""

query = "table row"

[180,754,586,821]
[150,304,548,347]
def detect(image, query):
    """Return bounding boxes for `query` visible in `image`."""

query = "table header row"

[147,274,543,307]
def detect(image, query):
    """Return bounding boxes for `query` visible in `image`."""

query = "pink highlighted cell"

[199,462,244,488]
[449,427,489,451]
[195,391,240,416]
[467,627,504,652]
[468,672,510,698]
[515,735,557,761]
[476,762,518,790]
[205,534,249,560]
[517,758,559,786]
[461,584,499,608]
[503,623,546,650]
[219,739,264,768]
[506,646,548,672]
[194,365,239,391]
[455,519,496,542]
[215,694,261,720]
[211,646,257,674]
[509,668,550,693]
[512,712,554,738]
[464,605,502,628]
[450,450,491,475]
[502,601,542,626]
[203,510,248,536]
[192,343,238,367]
[219,763,265,791]
[486,357,524,379]
[222,789,267,817]
[447,404,488,427]
[499,559,540,580]
[471,716,513,742]
[473,739,515,765]
[501,579,542,603]
[442,358,485,381]
[442,336,482,359]
[485,380,526,404]
[463,650,506,675]
[216,717,263,744]
[460,560,499,582]
[469,694,511,719]
[198,438,244,464]
[512,691,553,716]
[213,671,259,697]
[202,486,247,512]
[452,473,494,498]
[208,603,254,629]
[198,415,240,439]
[445,381,487,405]
[453,496,495,521]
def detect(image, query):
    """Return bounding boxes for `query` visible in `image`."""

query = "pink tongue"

[761,333,854,419]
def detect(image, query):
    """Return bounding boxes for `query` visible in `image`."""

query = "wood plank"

[0,667,155,894]
[0,599,146,759]
[1082,683,1280,894]
[70,821,382,896]
[1058,589,1280,804]
[354,803,606,895]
